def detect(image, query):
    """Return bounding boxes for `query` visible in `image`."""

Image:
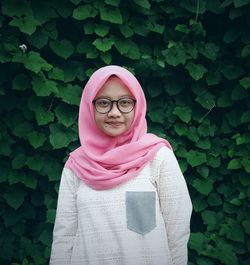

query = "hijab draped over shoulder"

[65,65,172,190]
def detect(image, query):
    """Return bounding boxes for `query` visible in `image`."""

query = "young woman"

[49,65,192,265]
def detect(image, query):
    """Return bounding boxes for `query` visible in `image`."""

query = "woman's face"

[93,76,135,137]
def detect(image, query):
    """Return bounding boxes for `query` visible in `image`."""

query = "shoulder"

[61,167,81,189]
[154,146,174,162]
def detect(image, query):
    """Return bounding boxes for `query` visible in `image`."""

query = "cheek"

[94,112,104,128]
[127,111,135,126]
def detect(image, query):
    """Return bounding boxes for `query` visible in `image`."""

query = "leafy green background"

[0,0,250,264]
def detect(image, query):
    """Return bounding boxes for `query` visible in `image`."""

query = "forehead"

[95,76,132,98]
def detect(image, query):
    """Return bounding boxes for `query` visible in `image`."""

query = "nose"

[108,102,121,117]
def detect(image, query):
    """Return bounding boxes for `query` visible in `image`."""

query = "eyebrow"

[95,95,133,100]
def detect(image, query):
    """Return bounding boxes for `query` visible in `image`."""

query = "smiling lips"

[106,121,124,127]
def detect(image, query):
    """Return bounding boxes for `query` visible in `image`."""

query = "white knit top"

[49,146,192,265]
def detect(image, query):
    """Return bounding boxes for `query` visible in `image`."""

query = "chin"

[105,130,124,137]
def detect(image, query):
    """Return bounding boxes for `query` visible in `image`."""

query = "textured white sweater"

[50,146,192,265]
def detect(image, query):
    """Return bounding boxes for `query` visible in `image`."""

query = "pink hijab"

[65,65,172,190]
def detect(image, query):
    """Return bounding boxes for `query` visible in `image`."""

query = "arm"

[49,167,79,265]
[156,148,192,265]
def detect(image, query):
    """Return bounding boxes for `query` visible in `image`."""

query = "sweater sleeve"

[156,147,192,265]
[49,167,79,265]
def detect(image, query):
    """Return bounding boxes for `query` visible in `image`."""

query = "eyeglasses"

[93,98,136,114]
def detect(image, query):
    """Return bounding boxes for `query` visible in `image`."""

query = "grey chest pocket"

[126,191,156,235]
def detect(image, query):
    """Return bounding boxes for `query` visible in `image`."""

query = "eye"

[119,98,134,107]
[96,99,111,108]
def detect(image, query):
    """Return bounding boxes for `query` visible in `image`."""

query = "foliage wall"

[0,0,250,264]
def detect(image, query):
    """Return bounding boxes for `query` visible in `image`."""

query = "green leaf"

[173,106,192,123]
[13,121,33,138]
[241,158,250,173]
[51,0,73,18]
[162,43,187,66]
[197,165,209,178]
[105,0,120,6]
[124,40,140,59]
[32,77,58,96]
[94,24,110,37]
[241,45,250,57]
[192,197,208,212]
[70,0,81,4]
[58,84,82,106]
[186,150,207,167]
[31,1,58,24]
[27,131,46,148]
[226,223,244,242]
[199,42,220,61]
[39,229,52,246]
[114,39,132,55]
[47,209,56,223]
[100,6,123,24]
[48,67,65,81]
[217,90,233,107]
[119,24,134,38]
[180,0,206,14]
[192,178,214,195]
[83,22,94,35]
[147,21,165,34]
[100,52,112,64]
[207,155,221,168]
[9,15,40,35]
[202,210,217,230]
[49,131,72,149]
[12,154,26,169]
[148,108,165,123]
[133,0,151,9]
[195,92,216,110]
[196,138,211,150]
[2,0,32,17]
[220,0,233,8]
[227,158,241,169]
[0,139,12,156]
[29,28,49,49]
[54,104,76,127]
[206,70,222,85]
[62,61,86,82]
[13,51,52,73]
[174,123,188,136]
[72,5,98,20]
[221,65,244,80]
[175,24,190,34]
[185,62,208,80]
[21,174,38,189]
[234,0,250,7]
[187,126,200,142]
[34,106,55,126]
[164,79,184,96]
[196,257,214,265]
[12,74,30,91]
[208,193,222,206]
[26,156,44,171]
[189,232,208,254]
[49,40,74,59]
[229,6,245,19]
[3,188,27,209]
[242,219,250,234]
[240,110,250,123]
[93,38,114,52]
[239,77,250,89]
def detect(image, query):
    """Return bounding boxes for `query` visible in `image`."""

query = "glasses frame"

[92,98,136,114]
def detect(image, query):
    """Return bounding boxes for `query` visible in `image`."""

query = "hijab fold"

[65,65,172,190]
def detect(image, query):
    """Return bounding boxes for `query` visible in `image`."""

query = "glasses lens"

[95,99,111,113]
[118,98,135,113]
